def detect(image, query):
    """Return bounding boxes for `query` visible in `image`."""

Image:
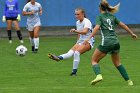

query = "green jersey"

[96,13,120,46]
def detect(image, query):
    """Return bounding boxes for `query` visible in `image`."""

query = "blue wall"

[0,0,140,27]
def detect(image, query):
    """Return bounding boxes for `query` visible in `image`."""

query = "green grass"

[0,35,140,93]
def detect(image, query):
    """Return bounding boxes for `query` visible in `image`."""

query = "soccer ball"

[16,45,27,56]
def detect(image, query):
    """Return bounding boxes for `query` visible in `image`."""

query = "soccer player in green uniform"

[84,0,138,85]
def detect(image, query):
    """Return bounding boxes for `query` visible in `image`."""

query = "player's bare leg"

[90,49,106,85]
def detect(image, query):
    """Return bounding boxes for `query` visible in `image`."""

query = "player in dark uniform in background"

[84,0,138,85]
[2,0,23,43]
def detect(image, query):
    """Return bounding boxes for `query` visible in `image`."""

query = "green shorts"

[97,43,120,54]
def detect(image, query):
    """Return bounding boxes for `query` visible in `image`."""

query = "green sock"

[93,64,101,75]
[117,65,130,81]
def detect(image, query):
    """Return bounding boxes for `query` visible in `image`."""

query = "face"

[75,10,84,21]
[31,0,35,2]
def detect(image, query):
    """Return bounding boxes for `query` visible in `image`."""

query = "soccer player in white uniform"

[22,0,42,53]
[48,8,95,76]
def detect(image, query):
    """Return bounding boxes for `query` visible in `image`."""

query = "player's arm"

[16,1,20,15]
[119,22,138,39]
[40,8,43,15]
[70,28,89,35]
[70,19,92,35]
[2,2,7,22]
[39,4,43,15]
[77,34,80,40]
[87,25,100,41]
[22,11,34,16]
[16,1,21,21]
[85,16,101,41]
[22,5,34,16]
[3,3,7,16]
[83,25,100,45]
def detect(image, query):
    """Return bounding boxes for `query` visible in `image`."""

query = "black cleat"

[32,46,35,52]
[33,49,38,53]
[70,72,77,76]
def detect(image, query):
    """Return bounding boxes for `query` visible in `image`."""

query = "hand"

[30,10,34,15]
[17,14,21,21]
[40,11,42,15]
[2,16,6,22]
[70,29,76,33]
[131,33,138,40]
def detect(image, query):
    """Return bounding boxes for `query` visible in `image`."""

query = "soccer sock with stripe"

[92,64,101,75]
[117,65,130,81]
[59,50,74,60]
[7,30,12,40]
[72,51,80,73]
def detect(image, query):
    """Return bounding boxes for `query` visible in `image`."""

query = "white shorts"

[27,21,41,31]
[76,39,94,48]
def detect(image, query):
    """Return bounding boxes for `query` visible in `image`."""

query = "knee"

[34,33,39,38]
[114,62,121,67]
[74,51,80,61]
[91,60,98,65]
[7,26,12,30]
[74,51,80,56]
[34,36,38,38]
[34,34,39,38]
[15,27,20,31]
[67,50,74,56]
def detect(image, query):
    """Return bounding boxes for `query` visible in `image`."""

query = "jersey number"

[107,19,113,30]
[9,7,14,11]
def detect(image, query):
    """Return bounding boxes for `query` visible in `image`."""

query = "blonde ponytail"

[99,0,120,13]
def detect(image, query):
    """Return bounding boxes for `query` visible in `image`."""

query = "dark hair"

[75,8,86,18]
[99,0,120,13]
[27,0,31,3]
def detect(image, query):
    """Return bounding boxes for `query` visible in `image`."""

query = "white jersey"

[76,18,94,48]
[23,2,42,31]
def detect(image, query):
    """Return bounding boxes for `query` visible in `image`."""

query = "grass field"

[0,35,139,93]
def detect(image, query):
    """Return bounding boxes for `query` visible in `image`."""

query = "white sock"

[29,37,34,46]
[73,51,80,69]
[34,38,39,49]
[59,50,74,60]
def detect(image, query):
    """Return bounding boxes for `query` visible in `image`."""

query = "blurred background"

[0,0,139,37]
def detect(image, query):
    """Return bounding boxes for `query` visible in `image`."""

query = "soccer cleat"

[70,72,77,76]
[32,46,35,52]
[48,53,60,61]
[127,80,133,86]
[33,49,38,53]
[20,40,24,44]
[9,40,12,44]
[90,74,103,85]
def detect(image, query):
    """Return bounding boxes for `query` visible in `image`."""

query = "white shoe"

[20,40,24,43]
[9,40,12,44]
